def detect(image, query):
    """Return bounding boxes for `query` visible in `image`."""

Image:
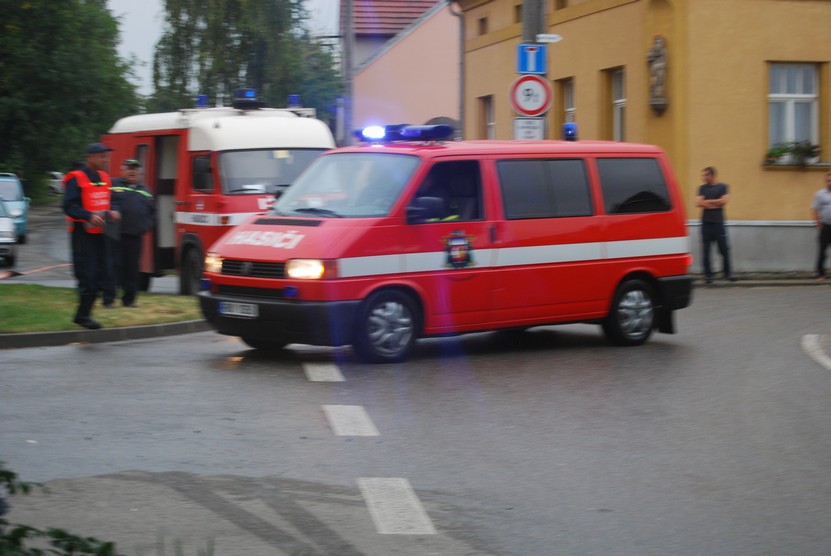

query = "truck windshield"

[218,149,327,195]
[272,153,419,218]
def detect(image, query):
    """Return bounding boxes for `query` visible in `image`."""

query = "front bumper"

[198,291,361,347]
[0,241,16,258]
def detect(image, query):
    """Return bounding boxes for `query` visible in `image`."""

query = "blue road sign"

[517,44,547,74]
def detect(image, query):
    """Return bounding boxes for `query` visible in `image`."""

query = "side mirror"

[407,196,445,224]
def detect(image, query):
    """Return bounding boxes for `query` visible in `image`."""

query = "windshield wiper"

[294,207,343,218]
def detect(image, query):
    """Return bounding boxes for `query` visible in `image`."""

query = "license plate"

[219,301,258,318]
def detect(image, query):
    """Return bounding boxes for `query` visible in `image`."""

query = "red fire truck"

[101,91,336,294]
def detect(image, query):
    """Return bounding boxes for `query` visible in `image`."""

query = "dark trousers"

[816,224,831,277]
[72,227,114,319]
[112,234,143,305]
[701,221,731,280]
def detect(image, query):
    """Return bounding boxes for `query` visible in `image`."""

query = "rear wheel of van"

[241,337,288,352]
[180,247,202,295]
[602,279,655,346]
[353,290,418,363]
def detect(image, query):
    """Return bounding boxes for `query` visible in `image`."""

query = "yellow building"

[457,0,831,271]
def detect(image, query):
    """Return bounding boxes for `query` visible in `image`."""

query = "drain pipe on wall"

[448,0,465,139]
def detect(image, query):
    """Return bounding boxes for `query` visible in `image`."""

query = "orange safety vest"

[65,170,112,234]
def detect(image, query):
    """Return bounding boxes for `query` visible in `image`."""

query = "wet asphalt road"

[2,201,831,555]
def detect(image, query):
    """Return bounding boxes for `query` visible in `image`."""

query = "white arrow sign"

[536,33,563,43]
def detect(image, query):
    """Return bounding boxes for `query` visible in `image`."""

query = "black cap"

[123,159,141,168]
[86,142,113,154]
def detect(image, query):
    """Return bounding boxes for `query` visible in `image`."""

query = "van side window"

[192,156,213,193]
[596,158,671,214]
[497,159,592,219]
[411,160,483,222]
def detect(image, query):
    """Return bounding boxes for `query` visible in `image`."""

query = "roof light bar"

[354,124,454,143]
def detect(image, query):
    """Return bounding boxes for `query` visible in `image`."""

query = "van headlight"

[9,209,22,218]
[286,259,335,280]
[204,252,223,274]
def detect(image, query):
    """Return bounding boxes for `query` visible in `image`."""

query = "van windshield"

[0,178,23,201]
[272,153,419,218]
[218,149,327,195]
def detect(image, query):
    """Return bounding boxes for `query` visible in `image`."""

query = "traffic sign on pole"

[509,74,553,117]
[516,44,547,74]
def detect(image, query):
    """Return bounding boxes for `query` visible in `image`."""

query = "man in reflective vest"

[62,143,121,329]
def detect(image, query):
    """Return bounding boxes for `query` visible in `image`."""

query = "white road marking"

[323,405,380,436]
[801,334,831,370]
[303,362,345,382]
[358,478,437,535]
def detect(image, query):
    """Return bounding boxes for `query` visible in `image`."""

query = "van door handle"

[489,224,497,243]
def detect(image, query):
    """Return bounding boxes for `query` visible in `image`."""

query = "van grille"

[216,285,288,299]
[222,260,286,279]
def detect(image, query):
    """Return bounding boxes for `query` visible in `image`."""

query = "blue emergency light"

[563,123,578,141]
[355,124,454,143]
[195,94,209,108]
[232,88,265,109]
[287,94,301,107]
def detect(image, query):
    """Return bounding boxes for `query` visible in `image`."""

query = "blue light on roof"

[563,122,578,141]
[354,124,454,143]
[195,94,209,107]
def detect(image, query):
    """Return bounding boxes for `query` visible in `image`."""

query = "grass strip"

[0,284,202,333]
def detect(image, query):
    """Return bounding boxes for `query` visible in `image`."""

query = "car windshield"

[272,153,420,218]
[218,149,327,195]
[0,179,22,201]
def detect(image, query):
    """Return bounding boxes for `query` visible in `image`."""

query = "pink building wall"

[353,6,460,130]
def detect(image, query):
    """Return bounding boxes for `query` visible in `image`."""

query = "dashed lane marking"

[801,334,831,370]
[323,405,380,436]
[303,362,345,382]
[358,478,437,535]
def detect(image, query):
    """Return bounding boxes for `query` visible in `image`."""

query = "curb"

[0,320,212,350]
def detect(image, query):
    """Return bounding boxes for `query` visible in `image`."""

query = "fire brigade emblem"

[443,230,474,269]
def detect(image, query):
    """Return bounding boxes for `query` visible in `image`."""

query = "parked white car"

[0,200,18,267]
[48,171,64,195]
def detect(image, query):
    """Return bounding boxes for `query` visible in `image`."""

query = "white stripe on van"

[338,236,688,279]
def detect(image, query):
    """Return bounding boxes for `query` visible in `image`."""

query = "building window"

[479,95,495,139]
[514,4,522,24]
[562,78,575,123]
[611,68,626,142]
[478,17,488,36]
[768,63,818,146]
[554,0,567,9]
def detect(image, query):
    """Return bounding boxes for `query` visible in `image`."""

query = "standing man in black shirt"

[696,166,735,285]
[110,159,156,307]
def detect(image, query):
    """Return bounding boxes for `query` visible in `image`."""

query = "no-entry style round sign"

[509,75,553,117]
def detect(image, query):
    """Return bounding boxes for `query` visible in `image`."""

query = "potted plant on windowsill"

[764,144,791,165]
[787,140,821,166]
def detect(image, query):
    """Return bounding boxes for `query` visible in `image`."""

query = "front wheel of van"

[602,279,656,346]
[353,290,418,363]
[179,247,202,296]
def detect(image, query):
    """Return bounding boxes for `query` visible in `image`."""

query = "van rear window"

[497,159,592,220]
[596,158,672,214]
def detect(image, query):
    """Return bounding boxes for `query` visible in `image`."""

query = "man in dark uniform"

[62,143,121,329]
[110,159,155,307]
[695,166,735,285]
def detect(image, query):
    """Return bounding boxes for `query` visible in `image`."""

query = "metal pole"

[522,0,545,43]
[343,0,354,146]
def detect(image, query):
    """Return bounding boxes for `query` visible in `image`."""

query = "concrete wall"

[688,221,818,274]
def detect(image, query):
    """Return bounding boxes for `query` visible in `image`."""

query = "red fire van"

[198,125,692,362]
[101,90,335,294]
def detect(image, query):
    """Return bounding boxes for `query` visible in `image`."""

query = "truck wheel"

[17,234,26,245]
[602,279,655,346]
[353,290,418,363]
[242,337,288,352]
[179,247,202,295]
[6,254,15,267]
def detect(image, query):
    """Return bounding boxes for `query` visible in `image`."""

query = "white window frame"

[563,78,575,123]
[481,95,495,139]
[768,63,818,146]
[612,68,626,142]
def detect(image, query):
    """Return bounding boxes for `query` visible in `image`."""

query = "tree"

[0,0,140,195]
[150,0,341,123]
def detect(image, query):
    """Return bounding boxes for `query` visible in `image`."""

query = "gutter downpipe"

[448,0,465,139]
